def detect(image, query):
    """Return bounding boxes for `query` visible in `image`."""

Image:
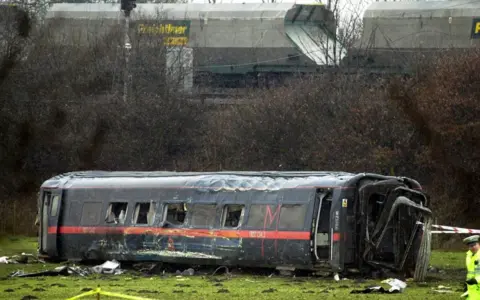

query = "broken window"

[105,202,128,224]
[246,205,277,229]
[164,203,187,225]
[278,204,307,230]
[222,204,245,228]
[133,201,157,225]
[50,195,60,217]
[191,204,217,227]
[81,202,102,226]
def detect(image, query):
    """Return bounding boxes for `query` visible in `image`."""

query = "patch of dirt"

[50,283,66,287]
[261,288,277,293]
[138,290,159,294]
[21,296,38,300]
[175,283,190,287]
[80,288,92,292]
[4,289,14,292]
[32,288,45,292]
[217,289,229,293]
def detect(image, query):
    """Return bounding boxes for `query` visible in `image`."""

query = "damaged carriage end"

[35,171,433,280]
[341,174,433,281]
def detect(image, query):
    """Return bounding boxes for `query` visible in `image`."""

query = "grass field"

[0,236,467,300]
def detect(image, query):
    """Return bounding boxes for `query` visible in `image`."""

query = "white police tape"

[416,221,480,234]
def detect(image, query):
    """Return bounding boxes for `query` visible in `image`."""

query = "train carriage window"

[105,202,128,224]
[246,205,277,229]
[191,204,217,227]
[133,201,156,225]
[278,204,308,230]
[81,202,102,226]
[50,196,60,217]
[164,203,187,225]
[222,205,245,228]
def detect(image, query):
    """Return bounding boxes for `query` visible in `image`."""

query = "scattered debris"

[175,268,194,276]
[351,278,407,294]
[10,266,87,278]
[0,256,9,264]
[9,260,124,278]
[0,253,45,264]
[382,278,407,292]
[91,260,124,275]
[432,285,453,293]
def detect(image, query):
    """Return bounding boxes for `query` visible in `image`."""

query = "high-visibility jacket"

[466,250,480,300]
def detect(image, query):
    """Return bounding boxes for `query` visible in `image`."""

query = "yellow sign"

[342,198,348,208]
[138,24,188,35]
[471,18,480,39]
[164,37,189,46]
[137,21,191,46]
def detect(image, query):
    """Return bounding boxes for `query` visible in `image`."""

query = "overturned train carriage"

[38,171,433,279]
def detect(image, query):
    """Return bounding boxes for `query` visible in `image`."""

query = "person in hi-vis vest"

[462,235,480,299]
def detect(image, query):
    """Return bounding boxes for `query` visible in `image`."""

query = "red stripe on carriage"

[48,226,311,240]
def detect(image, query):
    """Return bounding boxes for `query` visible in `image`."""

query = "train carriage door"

[47,189,62,257]
[42,189,63,257]
[314,190,332,261]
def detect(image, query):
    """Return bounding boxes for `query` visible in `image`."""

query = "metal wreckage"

[36,171,433,280]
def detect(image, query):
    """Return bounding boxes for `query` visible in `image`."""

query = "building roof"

[45,2,326,21]
[364,0,480,19]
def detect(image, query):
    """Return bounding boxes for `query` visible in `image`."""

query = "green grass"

[0,236,468,300]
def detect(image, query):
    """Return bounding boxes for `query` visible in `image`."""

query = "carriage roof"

[40,170,357,191]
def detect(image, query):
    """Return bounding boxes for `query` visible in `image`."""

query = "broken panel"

[105,202,128,224]
[164,203,187,225]
[222,204,245,228]
[132,201,156,225]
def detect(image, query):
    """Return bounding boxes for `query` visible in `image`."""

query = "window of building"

[222,204,245,228]
[246,204,277,229]
[81,202,102,226]
[164,203,187,225]
[278,204,307,230]
[190,204,217,227]
[50,195,60,217]
[133,201,156,225]
[105,202,128,224]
